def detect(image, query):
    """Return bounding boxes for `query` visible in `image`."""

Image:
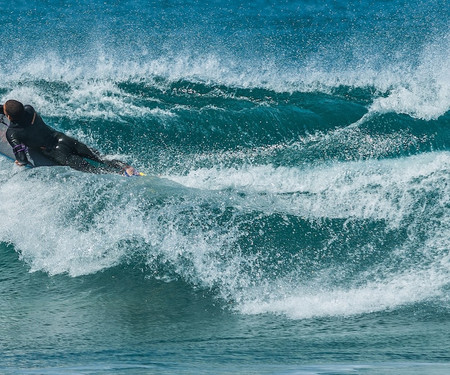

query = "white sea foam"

[0,150,448,318]
[0,31,448,120]
[0,77,172,122]
[238,266,447,319]
[165,152,449,317]
[368,37,450,120]
[166,152,450,225]
[0,170,125,275]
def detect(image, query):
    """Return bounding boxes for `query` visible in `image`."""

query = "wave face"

[0,0,449,372]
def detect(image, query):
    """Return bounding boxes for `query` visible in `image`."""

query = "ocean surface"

[0,0,449,374]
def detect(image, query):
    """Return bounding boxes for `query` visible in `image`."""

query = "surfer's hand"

[14,160,26,166]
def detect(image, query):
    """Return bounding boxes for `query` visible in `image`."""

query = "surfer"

[1,99,136,175]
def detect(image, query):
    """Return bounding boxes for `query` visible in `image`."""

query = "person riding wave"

[1,99,136,175]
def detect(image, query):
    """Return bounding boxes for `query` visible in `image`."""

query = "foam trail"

[166,152,450,221]
[239,267,447,319]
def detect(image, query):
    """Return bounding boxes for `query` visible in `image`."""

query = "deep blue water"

[0,0,449,374]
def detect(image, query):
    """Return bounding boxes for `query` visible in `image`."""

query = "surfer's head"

[4,100,25,122]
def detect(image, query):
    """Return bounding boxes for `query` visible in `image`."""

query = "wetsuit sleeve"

[6,129,30,165]
[0,104,4,115]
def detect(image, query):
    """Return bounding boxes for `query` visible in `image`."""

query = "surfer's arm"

[6,129,30,166]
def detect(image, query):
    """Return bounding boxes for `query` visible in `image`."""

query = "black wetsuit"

[1,104,128,173]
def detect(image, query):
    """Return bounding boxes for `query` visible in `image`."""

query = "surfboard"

[0,114,58,167]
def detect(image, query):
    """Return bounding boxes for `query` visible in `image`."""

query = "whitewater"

[0,0,449,374]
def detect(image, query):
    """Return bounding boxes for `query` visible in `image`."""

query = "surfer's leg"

[72,140,133,173]
[48,136,100,173]
[65,154,100,173]
[71,140,104,163]
[53,134,134,174]
[53,134,104,163]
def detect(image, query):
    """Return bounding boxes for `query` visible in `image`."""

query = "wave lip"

[1,27,449,122]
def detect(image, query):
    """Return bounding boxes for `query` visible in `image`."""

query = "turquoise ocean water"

[0,0,449,373]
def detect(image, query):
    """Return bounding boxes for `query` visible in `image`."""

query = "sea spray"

[1,0,448,372]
